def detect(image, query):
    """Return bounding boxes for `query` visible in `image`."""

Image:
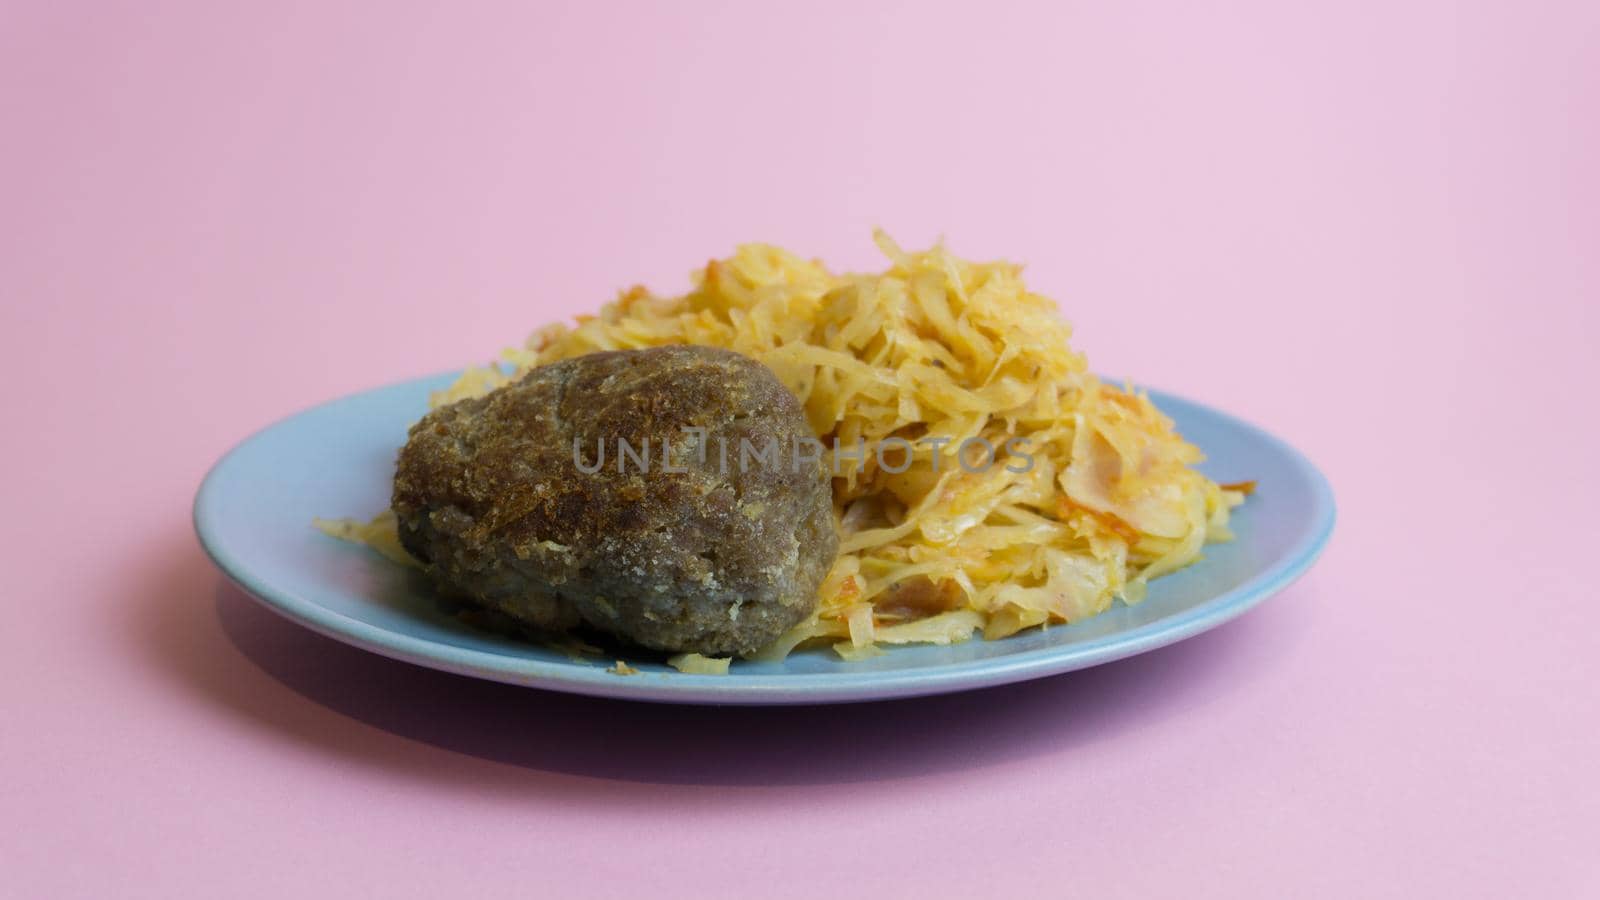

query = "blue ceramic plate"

[195,372,1334,705]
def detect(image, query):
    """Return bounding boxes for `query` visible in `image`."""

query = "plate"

[194,372,1334,705]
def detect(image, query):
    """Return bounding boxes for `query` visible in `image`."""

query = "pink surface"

[3,2,1596,897]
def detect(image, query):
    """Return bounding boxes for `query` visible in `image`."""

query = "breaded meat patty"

[392,345,837,656]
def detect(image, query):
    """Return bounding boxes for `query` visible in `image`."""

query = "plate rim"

[194,371,1336,705]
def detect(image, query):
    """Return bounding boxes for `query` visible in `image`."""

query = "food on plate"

[667,653,734,675]
[391,344,837,657]
[324,231,1246,664]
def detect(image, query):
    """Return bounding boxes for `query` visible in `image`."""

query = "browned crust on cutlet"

[392,345,838,656]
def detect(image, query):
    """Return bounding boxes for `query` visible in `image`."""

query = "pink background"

[3,2,1596,897]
